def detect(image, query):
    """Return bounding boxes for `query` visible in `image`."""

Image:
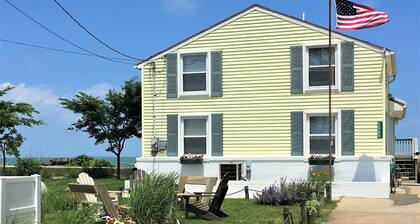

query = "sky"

[0,0,419,158]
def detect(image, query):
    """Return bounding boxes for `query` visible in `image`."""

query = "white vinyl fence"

[0,175,41,224]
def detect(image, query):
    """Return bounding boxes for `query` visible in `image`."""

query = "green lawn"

[42,178,336,224]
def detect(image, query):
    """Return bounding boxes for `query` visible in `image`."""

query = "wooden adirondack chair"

[178,176,218,206]
[69,183,120,218]
[76,172,121,205]
[178,173,230,220]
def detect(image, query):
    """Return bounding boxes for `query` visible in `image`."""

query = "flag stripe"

[337,19,389,29]
[337,15,388,24]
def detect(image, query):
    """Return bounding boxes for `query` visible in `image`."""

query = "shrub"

[255,178,324,205]
[15,157,43,176]
[64,168,82,179]
[128,172,178,224]
[70,155,95,167]
[84,159,114,178]
[40,168,52,180]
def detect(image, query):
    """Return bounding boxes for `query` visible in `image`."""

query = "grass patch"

[177,199,336,224]
[42,178,336,224]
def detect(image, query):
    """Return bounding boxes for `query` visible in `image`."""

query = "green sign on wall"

[377,121,383,139]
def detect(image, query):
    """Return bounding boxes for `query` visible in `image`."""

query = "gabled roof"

[136,4,392,68]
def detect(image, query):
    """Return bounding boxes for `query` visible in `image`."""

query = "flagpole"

[327,0,333,201]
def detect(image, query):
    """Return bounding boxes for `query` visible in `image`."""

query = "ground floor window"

[220,164,242,180]
[181,116,208,154]
[307,114,338,155]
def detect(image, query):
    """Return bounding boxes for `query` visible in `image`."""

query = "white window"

[304,44,340,92]
[305,112,340,155]
[179,52,209,96]
[180,116,209,155]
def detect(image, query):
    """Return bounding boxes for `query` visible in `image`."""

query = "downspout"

[151,61,157,139]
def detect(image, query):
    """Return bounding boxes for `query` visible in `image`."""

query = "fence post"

[300,200,308,224]
[283,207,292,224]
[33,174,42,224]
[325,183,332,201]
[0,177,6,224]
[244,186,249,199]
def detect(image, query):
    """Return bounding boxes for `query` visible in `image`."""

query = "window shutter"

[167,114,178,156]
[341,42,354,91]
[341,110,355,155]
[166,53,178,98]
[290,46,303,94]
[291,112,304,156]
[211,114,223,156]
[211,51,223,97]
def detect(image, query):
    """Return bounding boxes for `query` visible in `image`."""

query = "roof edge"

[136,4,392,68]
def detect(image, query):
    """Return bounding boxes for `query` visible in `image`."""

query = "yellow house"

[135,4,406,198]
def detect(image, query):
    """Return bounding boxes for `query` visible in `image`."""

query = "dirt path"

[327,183,420,224]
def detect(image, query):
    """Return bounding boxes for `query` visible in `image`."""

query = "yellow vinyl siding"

[141,9,386,157]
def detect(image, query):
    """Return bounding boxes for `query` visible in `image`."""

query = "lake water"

[4,156,137,167]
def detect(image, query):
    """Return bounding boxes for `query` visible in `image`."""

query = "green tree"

[0,86,43,172]
[60,79,141,179]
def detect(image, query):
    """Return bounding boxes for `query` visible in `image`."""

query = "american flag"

[335,0,389,30]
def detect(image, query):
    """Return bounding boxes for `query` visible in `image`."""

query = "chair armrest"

[193,191,216,195]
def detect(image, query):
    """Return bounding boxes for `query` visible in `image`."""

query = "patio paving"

[327,182,420,224]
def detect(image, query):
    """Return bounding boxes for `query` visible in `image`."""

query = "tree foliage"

[0,86,43,172]
[60,78,141,179]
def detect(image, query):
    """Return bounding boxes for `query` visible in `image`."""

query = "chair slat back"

[95,185,119,218]
[69,184,119,218]
[76,172,97,202]
[209,173,229,213]
[178,176,218,206]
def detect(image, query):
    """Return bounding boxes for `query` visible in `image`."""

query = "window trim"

[303,42,341,93]
[177,50,211,97]
[304,110,341,156]
[178,113,211,157]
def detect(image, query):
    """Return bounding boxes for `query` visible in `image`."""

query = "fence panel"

[0,175,41,224]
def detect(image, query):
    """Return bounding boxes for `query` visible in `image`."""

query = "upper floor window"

[180,52,209,96]
[304,45,340,92]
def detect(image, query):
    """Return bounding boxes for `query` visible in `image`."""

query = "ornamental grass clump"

[128,172,178,224]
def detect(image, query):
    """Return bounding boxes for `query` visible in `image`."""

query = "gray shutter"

[341,110,355,156]
[166,53,178,98]
[167,114,178,156]
[290,46,303,94]
[211,51,223,97]
[341,42,354,91]
[291,112,304,156]
[211,114,223,156]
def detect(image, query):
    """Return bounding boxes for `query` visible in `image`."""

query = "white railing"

[395,138,418,155]
[0,175,41,224]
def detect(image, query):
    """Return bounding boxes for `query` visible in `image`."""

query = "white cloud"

[81,82,112,98]
[162,0,197,16]
[0,82,60,107]
[0,82,113,122]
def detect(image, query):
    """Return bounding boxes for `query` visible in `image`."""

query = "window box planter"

[180,154,204,164]
[180,158,203,164]
[308,155,335,165]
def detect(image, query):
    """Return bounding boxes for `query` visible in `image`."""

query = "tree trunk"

[116,153,121,179]
[2,150,6,173]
